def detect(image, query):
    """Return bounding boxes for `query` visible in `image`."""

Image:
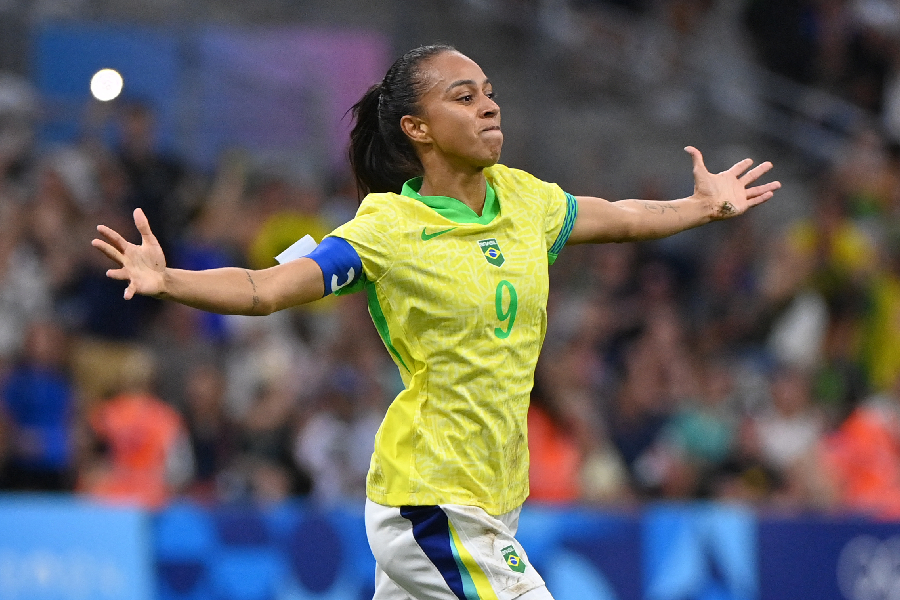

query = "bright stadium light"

[90,69,123,102]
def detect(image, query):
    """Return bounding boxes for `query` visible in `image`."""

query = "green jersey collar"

[401,176,499,224]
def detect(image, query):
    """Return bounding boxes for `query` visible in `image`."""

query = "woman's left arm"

[567,146,781,244]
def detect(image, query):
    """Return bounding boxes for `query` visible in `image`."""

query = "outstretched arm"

[567,146,781,244]
[92,208,325,315]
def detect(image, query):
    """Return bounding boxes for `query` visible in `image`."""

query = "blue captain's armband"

[306,237,363,296]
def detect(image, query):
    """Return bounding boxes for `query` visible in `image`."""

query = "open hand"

[685,146,781,220]
[91,208,167,299]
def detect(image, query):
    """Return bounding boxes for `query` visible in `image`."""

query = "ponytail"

[348,83,419,197]
[348,44,456,198]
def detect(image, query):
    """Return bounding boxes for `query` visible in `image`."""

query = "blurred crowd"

[3,5,900,520]
[0,86,384,508]
[743,0,900,124]
[532,136,900,517]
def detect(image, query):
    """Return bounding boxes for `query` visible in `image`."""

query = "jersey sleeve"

[323,193,397,295]
[543,186,578,266]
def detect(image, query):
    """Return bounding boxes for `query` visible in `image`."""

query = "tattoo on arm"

[641,201,679,214]
[718,201,737,217]
[245,270,260,311]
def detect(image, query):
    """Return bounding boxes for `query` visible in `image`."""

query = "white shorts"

[365,499,548,600]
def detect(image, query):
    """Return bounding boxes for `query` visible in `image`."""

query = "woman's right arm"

[92,208,325,315]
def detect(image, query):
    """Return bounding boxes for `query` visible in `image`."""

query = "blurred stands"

[1,0,900,525]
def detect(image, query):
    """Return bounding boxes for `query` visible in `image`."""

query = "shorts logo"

[478,238,505,267]
[502,545,526,573]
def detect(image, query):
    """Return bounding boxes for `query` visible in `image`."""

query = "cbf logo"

[502,545,526,573]
[478,238,505,267]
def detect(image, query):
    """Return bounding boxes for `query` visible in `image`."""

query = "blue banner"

[152,501,643,600]
[0,495,153,600]
[6,495,900,600]
[519,505,642,600]
[759,517,900,600]
[643,504,758,600]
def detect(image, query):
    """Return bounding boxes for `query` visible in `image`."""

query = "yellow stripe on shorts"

[447,520,499,600]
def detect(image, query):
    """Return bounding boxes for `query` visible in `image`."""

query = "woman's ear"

[401,115,431,144]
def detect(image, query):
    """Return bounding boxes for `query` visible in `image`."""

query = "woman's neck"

[418,168,487,215]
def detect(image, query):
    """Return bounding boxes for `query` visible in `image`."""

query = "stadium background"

[3,0,900,598]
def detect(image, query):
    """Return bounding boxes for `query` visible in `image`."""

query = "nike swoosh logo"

[421,227,457,241]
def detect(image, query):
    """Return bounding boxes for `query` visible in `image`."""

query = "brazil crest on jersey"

[326,164,577,515]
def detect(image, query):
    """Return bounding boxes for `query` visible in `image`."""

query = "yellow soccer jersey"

[327,164,577,515]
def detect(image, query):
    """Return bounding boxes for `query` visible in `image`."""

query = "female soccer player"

[93,44,780,600]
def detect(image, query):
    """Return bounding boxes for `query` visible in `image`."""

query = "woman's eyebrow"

[445,78,491,93]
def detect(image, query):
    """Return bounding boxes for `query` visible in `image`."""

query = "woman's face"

[407,51,503,169]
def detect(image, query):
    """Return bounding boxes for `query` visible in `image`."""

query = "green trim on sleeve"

[364,279,410,373]
[332,276,366,296]
[548,192,578,265]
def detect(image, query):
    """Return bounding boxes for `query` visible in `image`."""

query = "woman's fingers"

[738,161,774,185]
[96,224,131,253]
[726,158,754,178]
[745,190,775,208]
[746,181,782,199]
[92,210,164,301]
[684,147,779,218]
[745,187,779,208]
[133,208,157,243]
[687,148,777,189]
[91,237,125,265]
[105,267,131,281]
[684,146,708,175]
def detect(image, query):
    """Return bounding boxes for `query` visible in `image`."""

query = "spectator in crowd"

[812,293,869,426]
[115,100,190,258]
[661,356,740,498]
[605,338,675,498]
[146,302,223,412]
[230,380,304,503]
[0,198,51,361]
[0,72,38,201]
[246,175,331,271]
[818,372,900,519]
[294,293,395,504]
[751,366,826,495]
[0,320,77,491]
[860,246,900,393]
[79,349,194,509]
[691,219,769,356]
[181,361,238,502]
[526,380,583,505]
[744,0,823,85]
